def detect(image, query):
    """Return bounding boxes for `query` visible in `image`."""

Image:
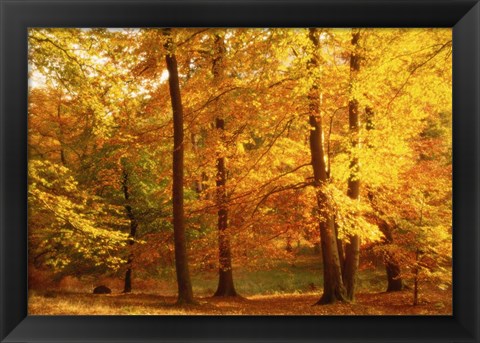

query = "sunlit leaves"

[29,159,130,272]
[28,28,451,290]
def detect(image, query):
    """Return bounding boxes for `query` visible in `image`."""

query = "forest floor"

[28,255,452,315]
[29,286,451,315]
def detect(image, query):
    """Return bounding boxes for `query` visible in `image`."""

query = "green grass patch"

[185,255,388,296]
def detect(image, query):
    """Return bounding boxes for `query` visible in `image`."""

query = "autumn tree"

[342,29,362,301]
[307,28,348,304]
[164,28,195,304]
[211,33,238,297]
[356,28,452,294]
[120,163,138,293]
[28,159,129,276]
[28,29,135,279]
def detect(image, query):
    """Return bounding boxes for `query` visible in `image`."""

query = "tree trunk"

[286,235,293,253]
[343,30,361,301]
[57,102,67,166]
[316,205,348,304]
[386,259,404,292]
[413,249,420,305]
[343,236,359,300]
[334,220,345,274]
[164,28,194,305]
[378,218,405,292]
[121,167,138,293]
[191,133,203,193]
[212,34,237,297]
[307,28,347,305]
[213,123,237,296]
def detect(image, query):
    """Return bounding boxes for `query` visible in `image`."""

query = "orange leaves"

[28,28,452,289]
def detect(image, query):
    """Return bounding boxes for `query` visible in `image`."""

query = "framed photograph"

[1,0,479,342]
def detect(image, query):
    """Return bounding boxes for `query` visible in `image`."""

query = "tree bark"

[378,218,405,292]
[121,167,138,293]
[413,248,420,305]
[57,101,67,166]
[213,119,237,297]
[164,28,194,304]
[212,34,237,297]
[343,30,361,301]
[334,220,345,274]
[386,259,404,292]
[191,133,203,193]
[307,28,347,305]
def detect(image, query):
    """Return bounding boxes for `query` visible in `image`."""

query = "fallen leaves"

[29,285,451,316]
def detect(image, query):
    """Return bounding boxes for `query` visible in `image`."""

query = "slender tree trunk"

[307,28,347,305]
[191,133,203,193]
[365,106,375,132]
[192,130,210,197]
[212,34,237,297]
[57,102,67,166]
[335,220,345,274]
[413,249,420,305]
[343,30,361,301]
[164,28,194,305]
[286,235,293,253]
[378,218,405,292]
[121,167,138,293]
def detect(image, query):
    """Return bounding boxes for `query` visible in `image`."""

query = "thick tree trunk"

[343,30,361,301]
[308,29,347,305]
[212,34,237,297]
[386,259,404,292]
[311,118,347,304]
[316,202,348,304]
[164,29,194,305]
[121,168,138,293]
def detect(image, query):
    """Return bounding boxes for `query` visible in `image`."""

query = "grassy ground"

[139,255,386,297]
[28,255,451,315]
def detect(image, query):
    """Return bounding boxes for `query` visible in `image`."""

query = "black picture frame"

[1,0,479,342]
